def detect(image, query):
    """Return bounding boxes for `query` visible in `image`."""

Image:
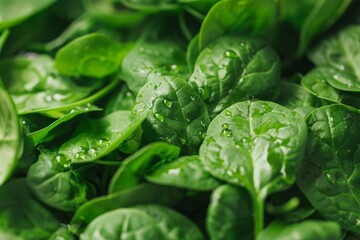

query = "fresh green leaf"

[298,104,360,234]
[207,185,253,240]
[109,142,180,193]
[146,155,221,191]
[0,87,22,187]
[59,110,148,163]
[54,33,131,78]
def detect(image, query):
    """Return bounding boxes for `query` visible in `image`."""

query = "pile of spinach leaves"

[1,0,360,239]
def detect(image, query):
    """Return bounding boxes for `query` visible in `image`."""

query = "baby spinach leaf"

[0,87,22,187]
[298,104,360,234]
[207,185,253,240]
[133,72,210,154]
[59,110,148,163]
[0,55,101,116]
[27,151,91,212]
[189,36,281,117]
[199,0,279,49]
[121,40,188,93]
[301,67,360,109]
[0,179,60,240]
[80,208,164,240]
[134,204,205,240]
[109,142,180,193]
[54,33,131,78]
[49,227,75,240]
[309,25,360,91]
[27,104,101,146]
[71,183,184,234]
[146,155,221,191]
[0,0,56,30]
[257,220,342,240]
[83,0,147,28]
[200,100,307,235]
[186,34,200,73]
[117,126,143,155]
[104,83,136,114]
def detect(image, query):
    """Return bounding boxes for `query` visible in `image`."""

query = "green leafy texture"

[309,25,360,91]
[0,0,56,30]
[80,208,164,240]
[146,155,221,191]
[117,126,143,155]
[59,110,148,163]
[49,227,76,240]
[109,142,180,193]
[277,82,321,110]
[133,72,211,154]
[189,36,281,117]
[54,33,130,78]
[0,29,9,55]
[71,183,184,234]
[0,87,22,187]
[298,105,360,234]
[104,84,136,114]
[27,151,90,212]
[186,34,200,73]
[207,185,253,240]
[121,40,188,93]
[134,205,205,240]
[200,100,307,235]
[120,0,179,12]
[83,0,146,28]
[301,67,360,109]
[0,55,101,116]
[199,0,279,50]
[0,179,59,240]
[297,0,351,56]
[257,220,342,240]
[27,104,101,146]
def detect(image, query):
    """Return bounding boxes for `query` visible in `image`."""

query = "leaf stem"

[252,194,264,237]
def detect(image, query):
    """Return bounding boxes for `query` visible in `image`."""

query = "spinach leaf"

[298,104,360,234]
[0,87,22,187]
[49,227,75,240]
[257,220,342,240]
[71,183,184,234]
[0,55,101,116]
[199,0,279,49]
[121,40,188,93]
[83,0,146,28]
[27,104,101,146]
[59,110,148,163]
[27,151,91,211]
[0,29,9,55]
[104,83,136,114]
[0,0,56,30]
[146,155,221,191]
[0,179,59,240]
[134,204,205,240]
[109,142,180,193]
[186,34,200,73]
[309,25,360,91]
[54,33,131,78]
[80,208,164,240]
[133,72,210,154]
[189,36,281,117]
[207,185,253,240]
[301,67,360,109]
[119,0,179,12]
[200,100,307,235]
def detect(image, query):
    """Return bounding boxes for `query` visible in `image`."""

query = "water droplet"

[55,154,68,166]
[225,110,232,117]
[154,113,164,122]
[74,152,85,160]
[170,64,178,71]
[185,118,191,123]
[200,63,216,77]
[200,121,207,127]
[163,99,172,108]
[52,93,64,101]
[326,173,336,184]
[89,148,96,155]
[190,96,195,101]
[221,128,232,137]
[179,137,187,145]
[223,49,237,58]
[222,123,229,129]
[97,139,109,147]
[44,95,53,102]
[126,91,132,97]
[329,117,334,122]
